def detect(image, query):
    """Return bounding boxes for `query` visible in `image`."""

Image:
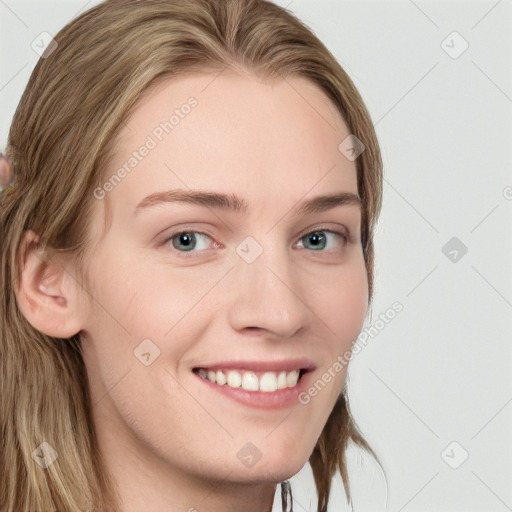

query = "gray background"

[1,1,511,511]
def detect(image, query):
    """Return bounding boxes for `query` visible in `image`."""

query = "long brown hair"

[0,1,383,510]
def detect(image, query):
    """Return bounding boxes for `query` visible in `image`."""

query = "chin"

[235,451,311,484]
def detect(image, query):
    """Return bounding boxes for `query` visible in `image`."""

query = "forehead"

[97,70,358,230]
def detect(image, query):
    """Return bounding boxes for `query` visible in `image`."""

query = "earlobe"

[15,229,85,338]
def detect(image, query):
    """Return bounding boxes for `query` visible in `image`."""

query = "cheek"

[86,247,189,329]
[294,264,368,426]
[315,258,369,353]
[80,255,212,437]
[82,251,214,372]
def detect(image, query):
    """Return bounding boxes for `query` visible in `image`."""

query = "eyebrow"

[134,189,361,216]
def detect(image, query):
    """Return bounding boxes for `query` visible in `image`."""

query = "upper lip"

[193,358,317,373]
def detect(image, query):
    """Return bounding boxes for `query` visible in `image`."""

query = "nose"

[227,240,311,339]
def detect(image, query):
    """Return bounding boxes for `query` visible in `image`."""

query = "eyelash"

[160,227,350,258]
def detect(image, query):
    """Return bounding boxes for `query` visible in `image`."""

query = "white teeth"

[227,370,242,388]
[241,371,259,391]
[198,368,302,392]
[259,372,278,392]
[216,370,227,385]
[277,371,288,389]
[286,370,300,388]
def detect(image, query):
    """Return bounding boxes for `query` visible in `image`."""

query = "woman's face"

[80,71,368,487]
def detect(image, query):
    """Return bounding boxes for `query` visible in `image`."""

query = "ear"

[15,229,86,338]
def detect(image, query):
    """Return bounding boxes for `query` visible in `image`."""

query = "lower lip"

[193,371,313,410]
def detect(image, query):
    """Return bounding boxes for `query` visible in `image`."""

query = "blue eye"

[162,228,348,258]
[297,230,347,251]
[168,231,212,252]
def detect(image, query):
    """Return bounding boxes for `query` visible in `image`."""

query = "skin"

[0,154,14,189]
[16,70,368,512]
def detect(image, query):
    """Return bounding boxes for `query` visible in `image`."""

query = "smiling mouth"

[193,367,307,392]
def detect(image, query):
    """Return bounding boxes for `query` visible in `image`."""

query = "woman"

[0,1,384,510]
